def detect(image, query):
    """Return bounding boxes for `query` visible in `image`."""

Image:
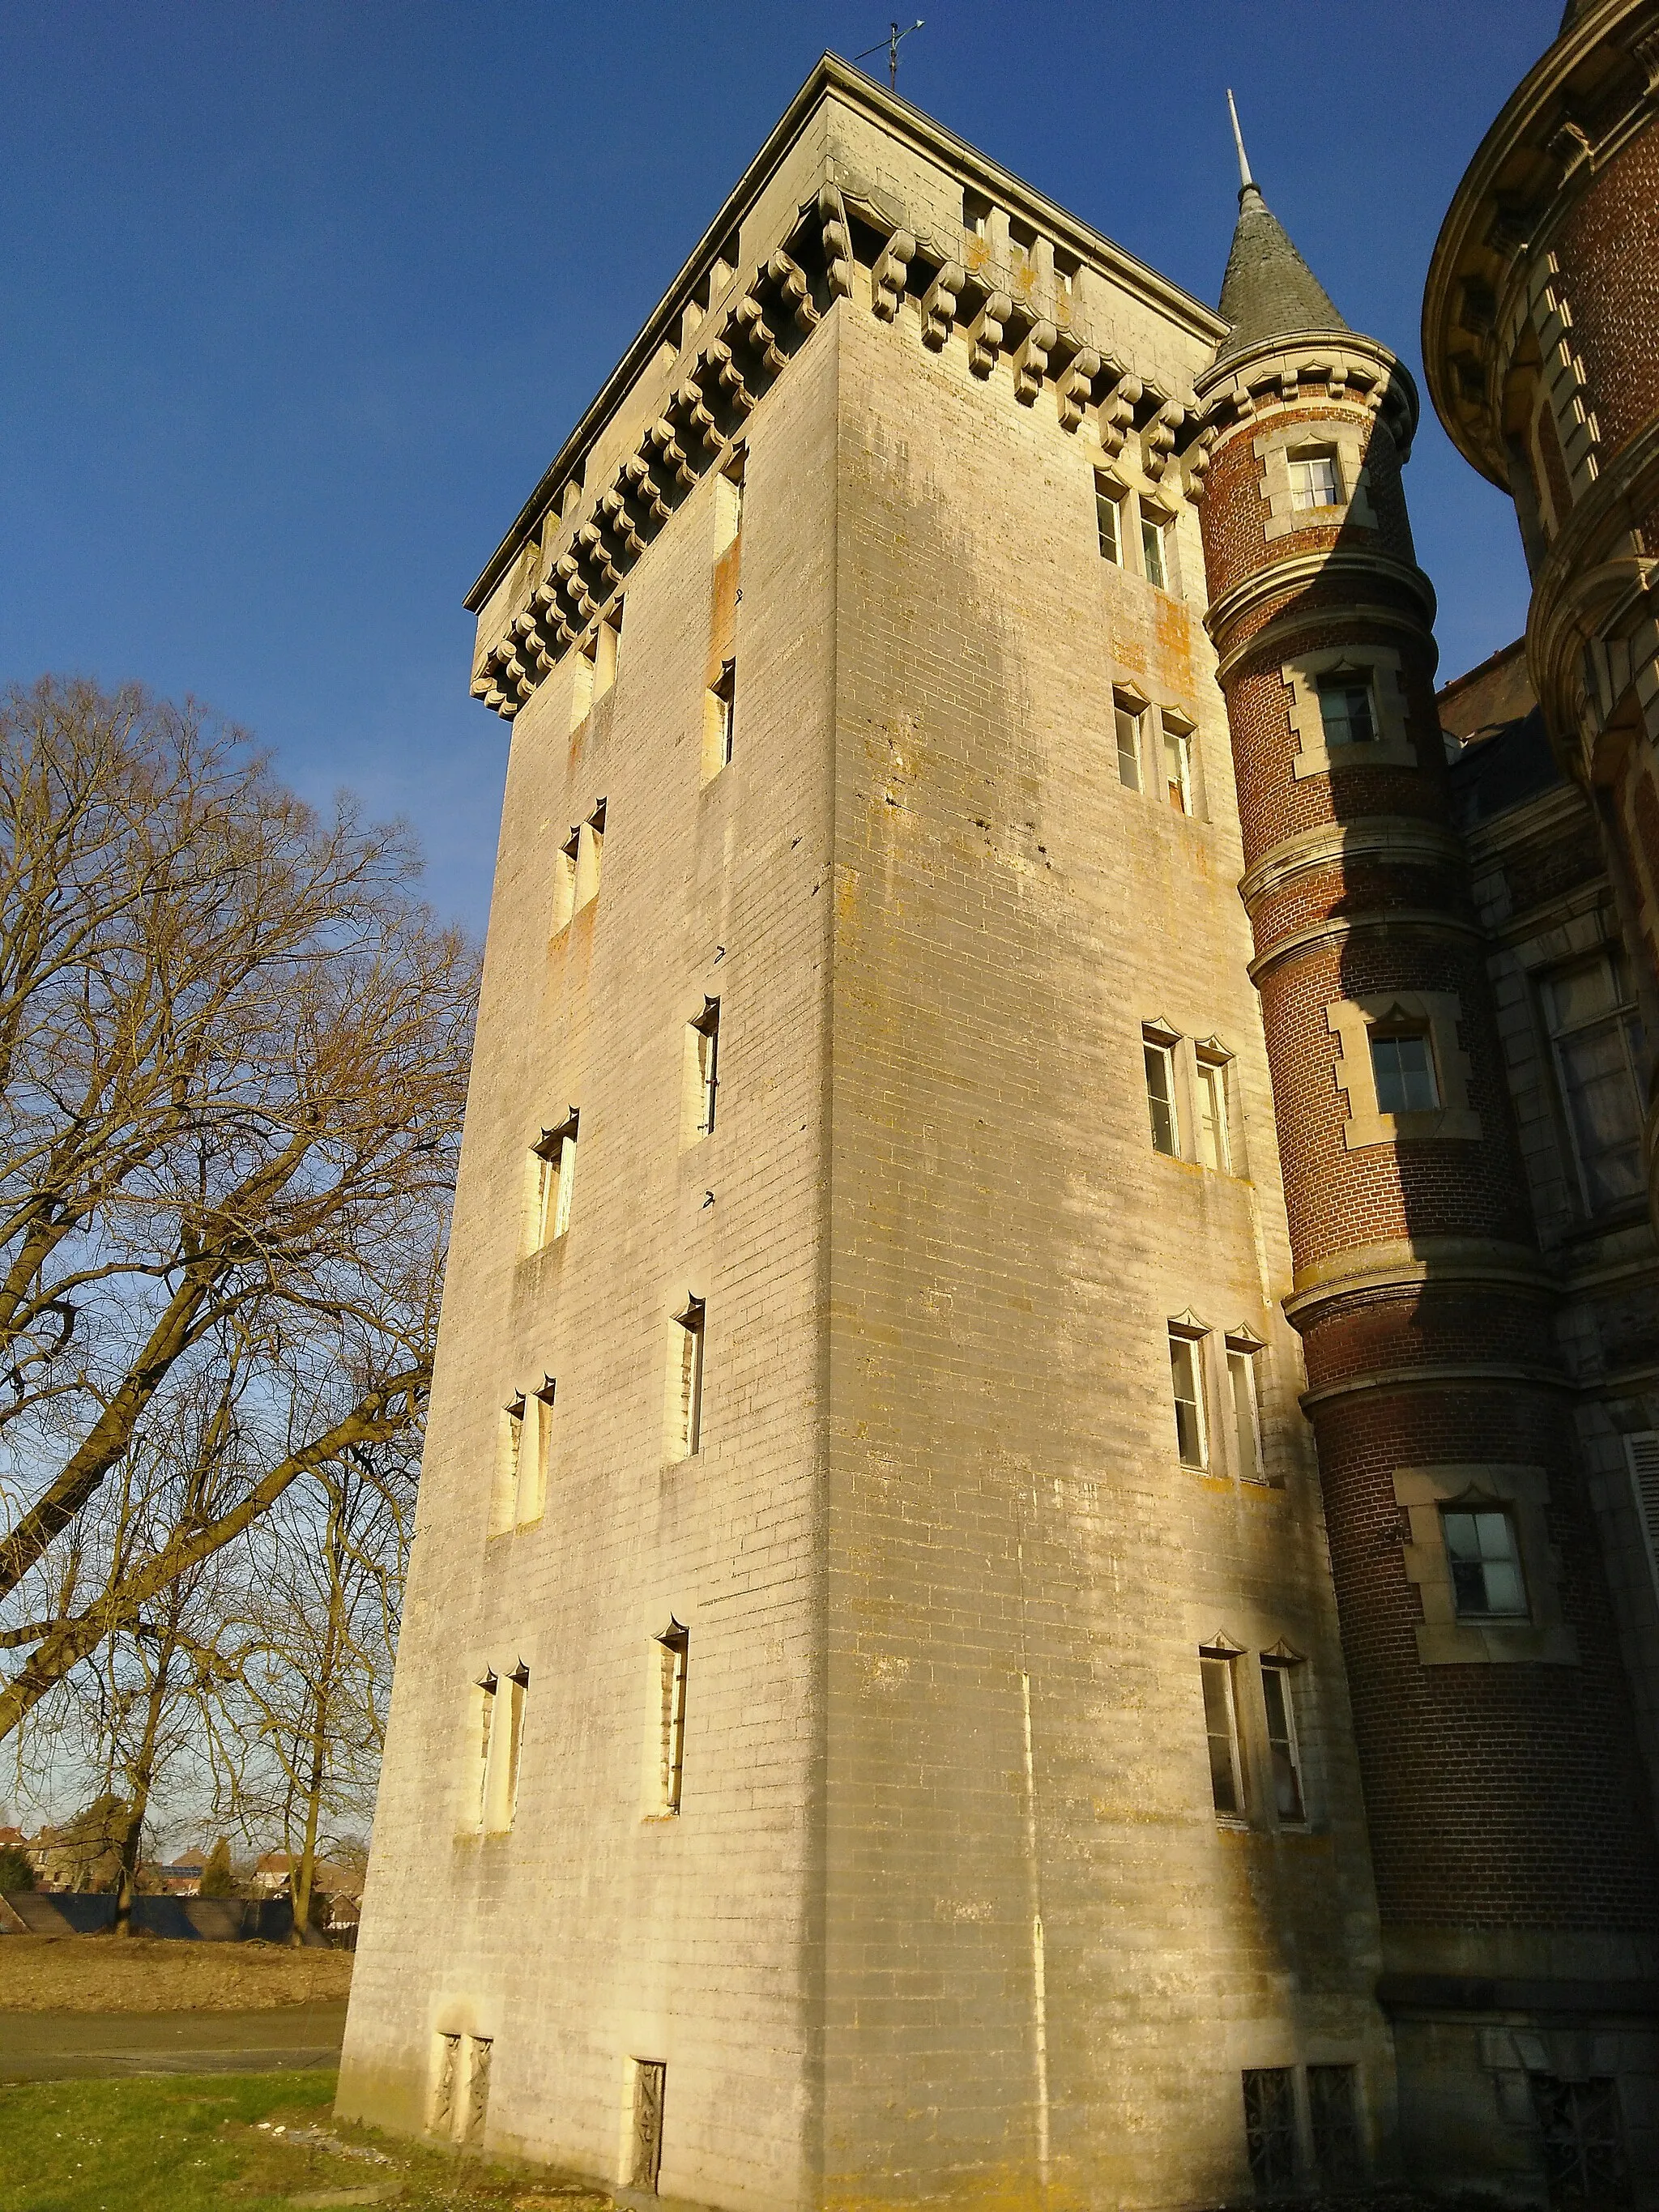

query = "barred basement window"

[460,2034,493,2147]
[1114,692,1142,789]
[1143,1029,1179,1156]
[1170,1328,1207,1470]
[1529,2075,1630,2210]
[655,1624,689,1813]
[669,1296,706,1459]
[430,2032,463,2136]
[1260,1658,1305,1823]
[632,2059,667,2191]
[1288,445,1341,509]
[1317,671,1378,749]
[1200,1647,1243,1816]
[1370,1029,1439,1115]
[531,1108,579,1247]
[1624,1432,1659,1609]
[1443,1507,1528,1618]
[1308,2064,1365,2189]
[1242,2067,1299,2193]
[1096,475,1124,566]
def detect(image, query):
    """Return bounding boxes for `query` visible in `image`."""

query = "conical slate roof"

[1214,181,1347,368]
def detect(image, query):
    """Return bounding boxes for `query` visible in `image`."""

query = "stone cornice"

[1205,548,1438,662]
[1237,817,1465,912]
[1285,1235,1556,1329]
[1525,411,1659,763]
[1193,330,1418,459]
[1423,0,1659,487]
[466,53,1222,627]
[1247,907,1483,987]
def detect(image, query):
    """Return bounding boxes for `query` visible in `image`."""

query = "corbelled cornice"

[1423,0,1659,487]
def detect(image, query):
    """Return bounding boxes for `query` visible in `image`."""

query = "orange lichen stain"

[1154,594,1196,693]
[836,865,861,925]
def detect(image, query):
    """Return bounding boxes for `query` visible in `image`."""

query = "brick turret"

[1195,133,1659,2197]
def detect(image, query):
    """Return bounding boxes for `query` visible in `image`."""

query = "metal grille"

[1243,2065,1298,2193]
[1529,2075,1631,2209]
[1308,2063,1364,2189]
[633,2059,667,2192]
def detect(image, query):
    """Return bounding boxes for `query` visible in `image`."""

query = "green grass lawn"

[0,2069,616,2212]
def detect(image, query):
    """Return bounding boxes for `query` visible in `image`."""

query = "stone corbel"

[921,261,964,349]
[967,290,1012,377]
[575,520,620,592]
[703,338,755,416]
[766,249,820,332]
[673,372,720,453]
[1180,430,1215,503]
[1098,372,1141,461]
[554,552,597,624]
[1058,347,1100,433]
[735,292,787,377]
[599,485,646,560]
[819,183,855,299]
[623,452,671,528]
[1013,319,1056,404]
[1631,26,1659,94]
[531,581,579,650]
[647,417,696,491]
[1141,399,1182,476]
[1547,117,1593,178]
[872,230,915,322]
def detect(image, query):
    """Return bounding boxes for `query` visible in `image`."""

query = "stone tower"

[339,54,1659,2212]
[1194,126,1659,2198]
[339,56,1397,2212]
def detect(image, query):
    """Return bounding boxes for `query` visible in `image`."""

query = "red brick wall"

[1556,117,1659,466]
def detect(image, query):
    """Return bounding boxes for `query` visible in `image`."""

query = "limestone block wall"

[820,300,1390,2212]
[339,316,842,2212]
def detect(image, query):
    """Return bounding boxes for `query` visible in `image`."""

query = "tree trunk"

[113,1630,176,1936]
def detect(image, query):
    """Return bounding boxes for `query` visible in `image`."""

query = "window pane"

[1229,1350,1261,1479]
[1162,724,1190,814]
[1197,1061,1228,1170]
[1141,515,1165,590]
[1371,1032,1440,1115]
[1444,1509,1527,1618]
[1171,1336,1205,1468]
[1557,1019,1644,1209]
[1097,483,1120,564]
[1260,1663,1304,1822]
[1201,1655,1240,1815]
[1546,958,1619,1029]
[1115,705,1141,790]
[1145,1042,1178,1156]
[1318,675,1377,748]
[1290,452,1341,509]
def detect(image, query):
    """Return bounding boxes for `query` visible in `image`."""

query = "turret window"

[1443,1508,1528,1619]
[1369,1029,1439,1115]
[1316,671,1377,749]
[1288,446,1341,509]
[1096,474,1124,565]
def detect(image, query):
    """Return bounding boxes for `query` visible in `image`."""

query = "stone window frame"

[1394,1464,1578,1665]
[1256,417,1377,542]
[1284,645,1416,781]
[1326,990,1482,1148]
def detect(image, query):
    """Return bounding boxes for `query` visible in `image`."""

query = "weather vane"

[855,18,925,91]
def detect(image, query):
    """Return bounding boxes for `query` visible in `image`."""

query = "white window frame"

[1169,1321,1209,1471]
[1199,1644,1246,1820]
[1195,1050,1232,1171]
[1143,1026,1180,1157]
[1259,1656,1306,1825]
[1226,1339,1265,1481]
[1540,950,1647,1216]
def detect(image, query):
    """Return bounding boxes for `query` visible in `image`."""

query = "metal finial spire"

[1226,89,1256,193]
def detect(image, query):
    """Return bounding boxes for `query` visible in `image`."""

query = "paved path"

[0,2002,348,2079]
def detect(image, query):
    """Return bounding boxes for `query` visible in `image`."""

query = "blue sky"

[1,1,1550,933]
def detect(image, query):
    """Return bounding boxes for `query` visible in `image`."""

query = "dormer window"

[1288,445,1341,509]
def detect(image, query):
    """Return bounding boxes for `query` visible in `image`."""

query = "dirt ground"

[0,1932,354,2012]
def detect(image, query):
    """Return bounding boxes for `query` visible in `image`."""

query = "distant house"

[151,1851,207,1897]
[253,1850,365,1903]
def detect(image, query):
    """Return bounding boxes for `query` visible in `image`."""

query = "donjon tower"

[341,57,1659,2211]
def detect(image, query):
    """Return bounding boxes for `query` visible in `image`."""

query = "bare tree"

[0,677,475,1742]
[225,1445,411,1941]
